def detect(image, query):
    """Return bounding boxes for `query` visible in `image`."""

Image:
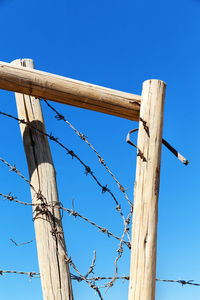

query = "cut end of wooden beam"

[143,79,167,87]
[12,58,35,69]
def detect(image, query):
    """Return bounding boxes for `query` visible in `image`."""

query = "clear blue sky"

[0,0,200,299]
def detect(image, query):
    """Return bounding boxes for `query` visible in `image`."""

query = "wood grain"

[128,80,166,300]
[12,59,73,300]
[0,60,141,120]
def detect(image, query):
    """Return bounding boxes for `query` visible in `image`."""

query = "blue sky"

[0,0,200,299]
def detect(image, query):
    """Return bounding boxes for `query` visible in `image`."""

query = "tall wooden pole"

[128,80,166,300]
[12,59,73,300]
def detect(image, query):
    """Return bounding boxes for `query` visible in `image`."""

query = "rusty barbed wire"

[0,100,193,299]
[0,114,133,298]
[1,187,122,299]
[0,270,40,278]
[36,195,104,300]
[0,192,33,205]
[0,192,130,248]
[43,100,132,206]
[156,278,200,287]
[0,111,130,236]
[105,207,133,291]
[60,205,131,249]
[1,269,200,288]
[0,157,36,193]
[64,253,104,300]
[74,274,130,283]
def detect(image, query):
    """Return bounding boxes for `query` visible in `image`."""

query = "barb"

[0,192,33,206]
[43,100,132,206]
[10,238,35,246]
[0,157,36,192]
[0,111,128,230]
[156,278,200,287]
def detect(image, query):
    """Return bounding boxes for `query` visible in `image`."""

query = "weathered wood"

[0,61,141,120]
[12,59,73,300]
[128,80,166,300]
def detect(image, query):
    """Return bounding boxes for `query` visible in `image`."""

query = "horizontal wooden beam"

[0,61,141,121]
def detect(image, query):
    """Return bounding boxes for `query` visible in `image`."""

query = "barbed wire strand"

[0,270,40,278]
[0,192,130,248]
[0,108,132,297]
[36,197,104,300]
[1,186,132,296]
[60,205,131,249]
[0,157,36,193]
[1,270,199,288]
[105,207,133,291]
[0,110,131,239]
[43,99,132,207]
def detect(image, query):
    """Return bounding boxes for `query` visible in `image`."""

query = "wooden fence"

[0,58,166,300]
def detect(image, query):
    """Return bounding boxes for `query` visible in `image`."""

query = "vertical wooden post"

[128,80,166,300]
[12,59,73,300]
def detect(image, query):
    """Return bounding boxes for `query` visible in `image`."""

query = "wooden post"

[12,59,73,300]
[128,80,166,300]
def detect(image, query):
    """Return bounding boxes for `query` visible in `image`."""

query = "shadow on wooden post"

[12,59,73,300]
[128,80,166,300]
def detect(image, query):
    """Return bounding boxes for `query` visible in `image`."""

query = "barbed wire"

[0,110,131,239]
[0,157,36,193]
[0,270,40,278]
[0,192,130,248]
[1,269,199,288]
[156,278,200,287]
[0,142,132,297]
[0,188,131,298]
[0,189,118,300]
[105,208,133,291]
[43,100,132,207]
[60,204,131,249]
[33,193,104,300]
[0,97,192,299]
